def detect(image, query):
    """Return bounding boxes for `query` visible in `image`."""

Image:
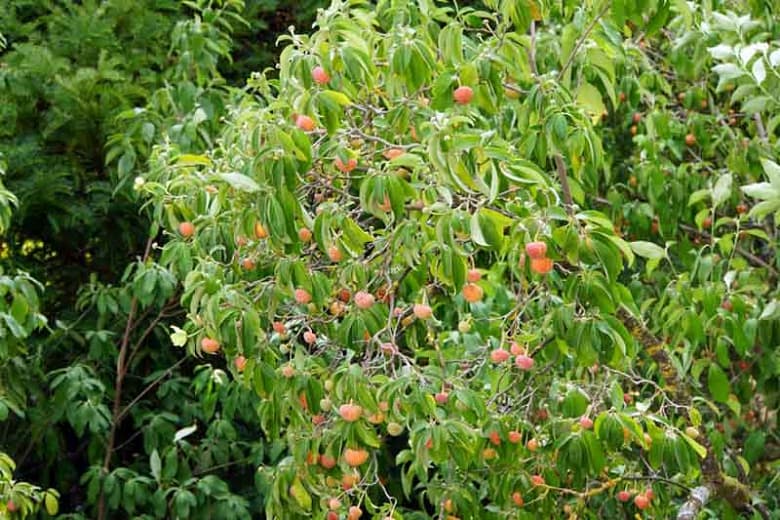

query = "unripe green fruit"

[387,422,404,436]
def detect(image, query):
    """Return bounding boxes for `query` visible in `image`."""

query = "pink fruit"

[434,392,449,405]
[634,494,650,509]
[525,241,547,259]
[234,355,247,372]
[579,416,594,429]
[295,114,315,131]
[354,291,375,309]
[531,475,545,487]
[335,156,358,173]
[312,66,330,84]
[453,86,474,105]
[515,354,534,370]
[294,289,312,304]
[617,490,632,503]
[490,348,510,363]
[467,269,481,282]
[339,403,363,422]
[413,304,433,320]
[303,330,316,344]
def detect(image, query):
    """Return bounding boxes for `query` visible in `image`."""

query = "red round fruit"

[201,337,220,354]
[634,494,650,509]
[467,268,481,282]
[312,66,330,84]
[531,474,545,487]
[234,355,247,372]
[413,304,433,320]
[512,491,524,506]
[721,299,733,311]
[303,330,316,344]
[515,354,534,370]
[327,245,342,262]
[488,430,501,446]
[462,283,484,303]
[294,288,312,304]
[530,257,554,275]
[343,448,370,467]
[453,85,474,105]
[335,156,358,173]
[525,241,547,259]
[579,416,594,430]
[632,112,642,124]
[434,392,449,405]
[490,348,510,363]
[617,490,632,502]
[685,133,696,146]
[272,321,286,334]
[178,221,195,238]
[298,227,312,242]
[319,454,337,469]
[354,291,375,309]
[339,403,363,422]
[508,430,522,444]
[295,114,315,131]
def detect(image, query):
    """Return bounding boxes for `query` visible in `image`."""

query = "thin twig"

[557,2,610,81]
[753,113,768,143]
[529,20,538,77]
[554,153,575,218]
[116,357,188,424]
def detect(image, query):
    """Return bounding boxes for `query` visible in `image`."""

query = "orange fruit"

[343,448,370,467]
[312,66,330,84]
[339,403,363,422]
[462,283,484,303]
[201,337,220,354]
[453,86,474,105]
[254,222,268,239]
[530,257,554,275]
[178,221,195,238]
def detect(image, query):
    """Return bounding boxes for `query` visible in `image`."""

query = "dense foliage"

[1,0,779,519]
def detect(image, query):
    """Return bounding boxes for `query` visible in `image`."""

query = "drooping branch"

[616,307,762,518]
[557,1,610,81]
[554,153,575,219]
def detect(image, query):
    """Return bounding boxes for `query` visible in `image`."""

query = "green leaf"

[150,449,161,483]
[711,173,732,208]
[630,241,666,260]
[45,491,59,516]
[576,82,607,123]
[707,363,730,403]
[289,476,312,510]
[174,424,198,443]
[680,431,707,459]
[220,172,260,192]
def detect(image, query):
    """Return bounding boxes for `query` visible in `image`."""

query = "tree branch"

[753,113,768,143]
[557,2,610,81]
[554,153,575,218]
[97,236,154,520]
